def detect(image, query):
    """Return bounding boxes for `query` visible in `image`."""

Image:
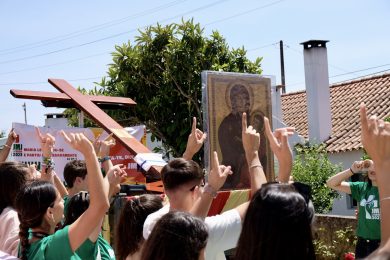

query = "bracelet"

[42,157,55,169]
[203,183,218,198]
[349,168,356,174]
[380,197,390,202]
[250,164,263,169]
[99,156,111,163]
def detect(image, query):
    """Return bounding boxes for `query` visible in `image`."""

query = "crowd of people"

[0,103,389,259]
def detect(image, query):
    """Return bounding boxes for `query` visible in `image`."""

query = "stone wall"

[313,214,357,259]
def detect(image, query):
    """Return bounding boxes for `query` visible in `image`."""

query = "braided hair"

[15,181,57,260]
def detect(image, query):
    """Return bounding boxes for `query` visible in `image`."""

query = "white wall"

[328,149,363,216]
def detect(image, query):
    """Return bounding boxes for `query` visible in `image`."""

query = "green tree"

[292,143,341,214]
[65,19,263,161]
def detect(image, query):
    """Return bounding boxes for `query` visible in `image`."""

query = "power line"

[0,52,110,76]
[288,63,390,87]
[205,0,285,26]
[331,68,390,85]
[0,0,189,55]
[0,0,230,65]
[283,42,359,75]
[0,76,102,86]
[247,42,279,52]
[0,40,278,75]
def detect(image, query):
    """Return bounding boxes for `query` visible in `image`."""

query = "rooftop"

[281,73,390,153]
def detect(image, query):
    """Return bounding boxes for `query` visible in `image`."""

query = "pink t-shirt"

[0,207,20,256]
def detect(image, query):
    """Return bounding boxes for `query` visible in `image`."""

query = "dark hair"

[141,211,208,260]
[161,158,204,190]
[15,181,57,260]
[115,195,163,260]
[63,160,87,188]
[0,161,29,214]
[235,183,315,260]
[63,191,90,226]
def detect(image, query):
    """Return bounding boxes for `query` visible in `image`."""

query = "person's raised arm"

[264,117,294,183]
[183,117,207,160]
[0,129,17,162]
[35,128,68,197]
[61,132,109,252]
[93,133,115,173]
[242,112,267,196]
[326,168,352,194]
[189,152,232,219]
[106,164,126,199]
[326,160,372,194]
[359,104,390,254]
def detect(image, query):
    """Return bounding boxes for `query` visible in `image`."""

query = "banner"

[11,123,147,184]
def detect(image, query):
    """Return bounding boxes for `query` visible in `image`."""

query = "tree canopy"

[65,19,263,160]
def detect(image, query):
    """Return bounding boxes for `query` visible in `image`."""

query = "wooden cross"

[10,78,163,192]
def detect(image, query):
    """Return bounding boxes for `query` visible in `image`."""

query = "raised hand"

[6,128,17,146]
[351,160,374,173]
[360,103,390,165]
[183,117,207,160]
[107,164,127,186]
[264,117,295,183]
[61,131,94,156]
[207,151,232,191]
[35,127,55,157]
[242,112,260,160]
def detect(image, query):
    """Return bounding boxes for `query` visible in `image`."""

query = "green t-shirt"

[26,226,81,260]
[76,233,115,260]
[349,181,381,240]
[63,195,70,217]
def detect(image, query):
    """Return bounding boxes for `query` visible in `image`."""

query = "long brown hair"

[15,181,57,260]
[115,194,163,260]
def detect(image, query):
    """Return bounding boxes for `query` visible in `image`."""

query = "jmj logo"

[360,195,380,220]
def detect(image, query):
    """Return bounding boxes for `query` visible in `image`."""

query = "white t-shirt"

[0,207,20,256]
[143,205,242,260]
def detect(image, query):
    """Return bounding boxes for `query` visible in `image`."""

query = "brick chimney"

[300,40,332,143]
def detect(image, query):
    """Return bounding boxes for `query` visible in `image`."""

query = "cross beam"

[10,79,162,185]
[10,89,136,109]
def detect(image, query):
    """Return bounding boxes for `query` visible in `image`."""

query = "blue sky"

[0,0,389,132]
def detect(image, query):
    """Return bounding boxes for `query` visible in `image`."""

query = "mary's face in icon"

[230,85,250,114]
[234,93,250,113]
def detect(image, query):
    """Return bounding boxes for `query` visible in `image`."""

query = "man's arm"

[189,151,232,219]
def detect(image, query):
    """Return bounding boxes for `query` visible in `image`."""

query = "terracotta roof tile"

[281,73,390,153]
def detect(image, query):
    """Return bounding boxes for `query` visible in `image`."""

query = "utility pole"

[280,40,286,93]
[22,102,27,124]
